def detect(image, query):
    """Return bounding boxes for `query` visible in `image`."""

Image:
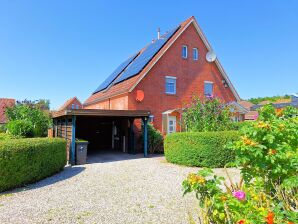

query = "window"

[71,104,75,109]
[204,81,213,96]
[76,104,79,109]
[193,48,198,60]
[182,45,187,58]
[165,76,176,94]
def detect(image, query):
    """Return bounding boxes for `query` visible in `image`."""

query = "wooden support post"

[54,119,57,137]
[128,118,135,154]
[65,118,67,140]
[71,115,76,165]
[142,117,148,157]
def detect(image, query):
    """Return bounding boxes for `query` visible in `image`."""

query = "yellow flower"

[278,124,285,130]
[259,207,265,212]
[187,173,206,185]
[256,121,270,129]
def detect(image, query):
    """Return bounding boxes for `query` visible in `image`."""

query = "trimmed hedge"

[0,138,66,192]
[164,131,239,168]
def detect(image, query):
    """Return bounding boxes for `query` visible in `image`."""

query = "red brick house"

[84,16,240,134]
[58,97,83,111]
[52,16,242,162]
[0,98,15,124]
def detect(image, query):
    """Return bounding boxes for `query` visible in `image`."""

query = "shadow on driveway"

[87,151,164,164]
[5,166,85,194]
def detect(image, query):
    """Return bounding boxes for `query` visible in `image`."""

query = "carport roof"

[52,109,150,118]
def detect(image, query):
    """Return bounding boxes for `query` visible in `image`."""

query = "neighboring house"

[0,98,15,124]
[58,97,83,111]
[239,100,258,121]
[84,16,240,134]
[229,101,249,122]
[251,94,298,111]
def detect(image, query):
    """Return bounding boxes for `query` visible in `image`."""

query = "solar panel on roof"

[92,53,139,94]
[114,26,180,84]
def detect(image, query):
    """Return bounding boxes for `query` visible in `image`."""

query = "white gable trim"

[129,18,240,101]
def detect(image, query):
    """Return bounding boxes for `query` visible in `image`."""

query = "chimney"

[157,28,160,40]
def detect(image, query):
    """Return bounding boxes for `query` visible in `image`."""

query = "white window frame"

[193,48,198,60]
[182,45,188,58]
[204,81,214,96]
[165,76,177,95]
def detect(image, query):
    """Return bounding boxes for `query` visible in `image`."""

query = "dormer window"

[193,48,198,60]
[182,45,188,58]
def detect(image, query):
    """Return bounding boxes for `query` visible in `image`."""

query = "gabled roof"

[84,16,240,106]
[239,100,255,110]
[58,97,82,111]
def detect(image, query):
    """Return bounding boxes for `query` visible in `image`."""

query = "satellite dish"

[206,50,217,62]
[136,90,145,102]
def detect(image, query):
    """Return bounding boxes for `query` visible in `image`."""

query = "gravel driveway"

[0,152,239,224]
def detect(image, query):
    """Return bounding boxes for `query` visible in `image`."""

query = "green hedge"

[164,131,239,168]
[0,138,66,192]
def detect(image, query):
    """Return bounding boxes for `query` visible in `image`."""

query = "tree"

[6,104,52,137]
[16,99,50,111]
[182,96,234,132]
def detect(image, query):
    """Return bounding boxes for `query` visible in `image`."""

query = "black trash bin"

[75,140,89,165]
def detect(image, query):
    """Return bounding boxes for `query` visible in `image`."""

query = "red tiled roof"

[239,100,254,110]
[0,98,15,124]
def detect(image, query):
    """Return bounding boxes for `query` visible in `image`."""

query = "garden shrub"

[182,105,298,223]
[0,138,66,192]
[6,104,52,137]
[164,131,239,167]
[183,96,234,132]
[0,124,6,133]
[6,120,34,137]
[0,133,16,141]
[141,123,164,153]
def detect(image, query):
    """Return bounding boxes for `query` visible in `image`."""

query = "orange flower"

[268,149,277,155]
[241,136,257,147]
[276,109,283,117]
[220,195,227,201]
[288,222,294,224]
[266,211,274,224]
[238,220,245,224]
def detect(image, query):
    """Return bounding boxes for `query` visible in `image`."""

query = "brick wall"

[128,23,236,132]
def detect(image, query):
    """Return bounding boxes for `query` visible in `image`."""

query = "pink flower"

[233,190,246,201]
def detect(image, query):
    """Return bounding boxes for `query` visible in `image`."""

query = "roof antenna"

[157,27,160,40]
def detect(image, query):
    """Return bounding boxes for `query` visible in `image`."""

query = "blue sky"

[0,0,297,109]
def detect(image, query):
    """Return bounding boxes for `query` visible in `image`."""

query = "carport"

[52,109,150,164]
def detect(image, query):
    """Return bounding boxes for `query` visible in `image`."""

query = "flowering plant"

[182,96,234,132]
[183,105,298,223]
